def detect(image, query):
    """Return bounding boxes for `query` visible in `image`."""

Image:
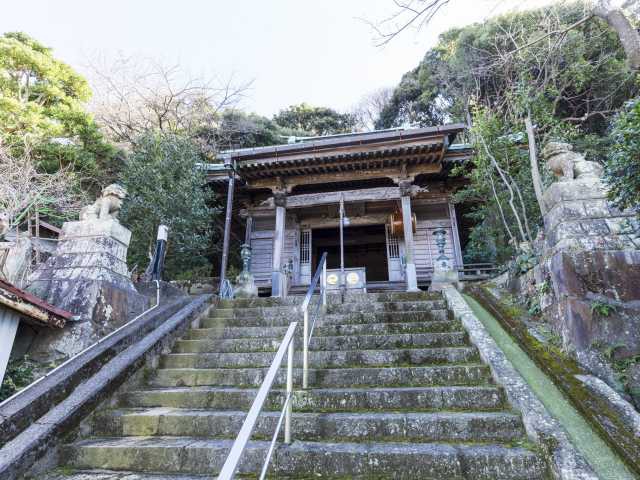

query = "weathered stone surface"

[40,291,550,479]
[0,237,32,287]
[443,287,598,479]
[0,295,211,480]
[26,218,149,363]
[534,143,640,365]
[627,364,640,411]
[91,409,526,443]
[63,438,546,479]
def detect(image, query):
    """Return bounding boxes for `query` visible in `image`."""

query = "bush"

[0,357,35,402]
[119,133,217,279]
[604,98,640,215]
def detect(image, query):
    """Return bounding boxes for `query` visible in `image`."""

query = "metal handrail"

[217,321,297,480]
[218,254,327,479]
[301,252,327,389]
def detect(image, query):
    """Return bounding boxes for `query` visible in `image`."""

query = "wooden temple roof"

[207,124,471,186]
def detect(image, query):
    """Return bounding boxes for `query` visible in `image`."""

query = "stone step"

[310,332,468,351]
[184,320,461,341]
[160,347,481,369]
[63,437,545,479]
[204,308,449,327]
[91,408,526,444]
[44,470,209,480]
[149,365,492,388]
[119,386,506,412]
[345,291,443,302]
[327,299,447,314]
[218,296,305,308]
[172,332,468,354]
[321,309,449,325]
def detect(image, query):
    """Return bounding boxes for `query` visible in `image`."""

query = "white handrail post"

[302,307,309,389]
[285,340,294,444]
[322,259,327,308]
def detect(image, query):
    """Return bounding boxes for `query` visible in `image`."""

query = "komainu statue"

[80,184,127,221]
[542,141,603,181]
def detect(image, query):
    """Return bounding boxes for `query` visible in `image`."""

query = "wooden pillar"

[400,181,419,292]
[448,201,464,268]
[271,192,286,297]
[218,170,235,291]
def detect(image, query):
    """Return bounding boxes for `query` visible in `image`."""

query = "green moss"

[466,287,639,479]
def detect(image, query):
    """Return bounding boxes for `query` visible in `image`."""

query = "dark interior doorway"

[312,225,388,282]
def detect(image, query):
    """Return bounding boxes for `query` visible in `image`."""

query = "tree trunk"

[525,114,547,216]
[593,1,640,70]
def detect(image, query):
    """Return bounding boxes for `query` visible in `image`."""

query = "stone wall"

[538,145,640,356]
[26,217,148,363]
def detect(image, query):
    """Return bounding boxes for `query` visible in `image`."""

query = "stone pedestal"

[26,218,149,362]
[541,172,640,354]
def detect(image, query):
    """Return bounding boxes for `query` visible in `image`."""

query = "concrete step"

[91,409,527,444]
[160,347,481,369]
[119,386,506,412]
[184,320,461,341]
[149,365,492,388]
[321,309,449,325]
[345,291,443,302]
[218,296,305,308]
[204,309,449,327]
[63,437,545,479]
[44,470,208,480]
[327,299,447,314]
[173,332,468,354]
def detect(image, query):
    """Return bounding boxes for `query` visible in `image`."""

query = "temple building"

[207,124,492,296]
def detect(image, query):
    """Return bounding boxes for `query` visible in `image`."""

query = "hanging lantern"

[388,211,417,237]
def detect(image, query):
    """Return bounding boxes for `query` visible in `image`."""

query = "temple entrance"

[311,225,389,282]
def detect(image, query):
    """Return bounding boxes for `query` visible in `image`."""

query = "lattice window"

[300,230,311,264]
[386,224,400,259]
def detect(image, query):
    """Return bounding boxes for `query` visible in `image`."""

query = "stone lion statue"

[542,141,603,181]
[80,184,127,221]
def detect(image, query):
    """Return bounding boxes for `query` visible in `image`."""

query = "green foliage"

[527,297,542,316]
[537,280,551,295]
[379,2,637,264]
[0,356,35,402]
[0,32,118,190]
[591,300,617,317]
[119,133,216,279]
[195,110,310,155]
[274,103,356,136]
[604,98,640,215]
[514,249,538,274]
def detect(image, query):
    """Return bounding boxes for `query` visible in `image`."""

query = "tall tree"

[373,0,640,70]
[119,133,216,279]
[0,32,116,188]
[378,2,639,262]
[87,54,249,146]
[273,103,356,136]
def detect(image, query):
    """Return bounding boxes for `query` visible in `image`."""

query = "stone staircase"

[48,292,548,479]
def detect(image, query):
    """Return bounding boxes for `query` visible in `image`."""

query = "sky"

[0,0,552,117]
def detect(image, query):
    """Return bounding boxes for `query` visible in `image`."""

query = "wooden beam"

[286,187,402,209]
[299,214,389,230]
[246,163,442,190]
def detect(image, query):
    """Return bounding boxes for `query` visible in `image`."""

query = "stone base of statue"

[430,269,460,292]
[538,144,640,356]
[26,217,149,362]
[234,271,258,298]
